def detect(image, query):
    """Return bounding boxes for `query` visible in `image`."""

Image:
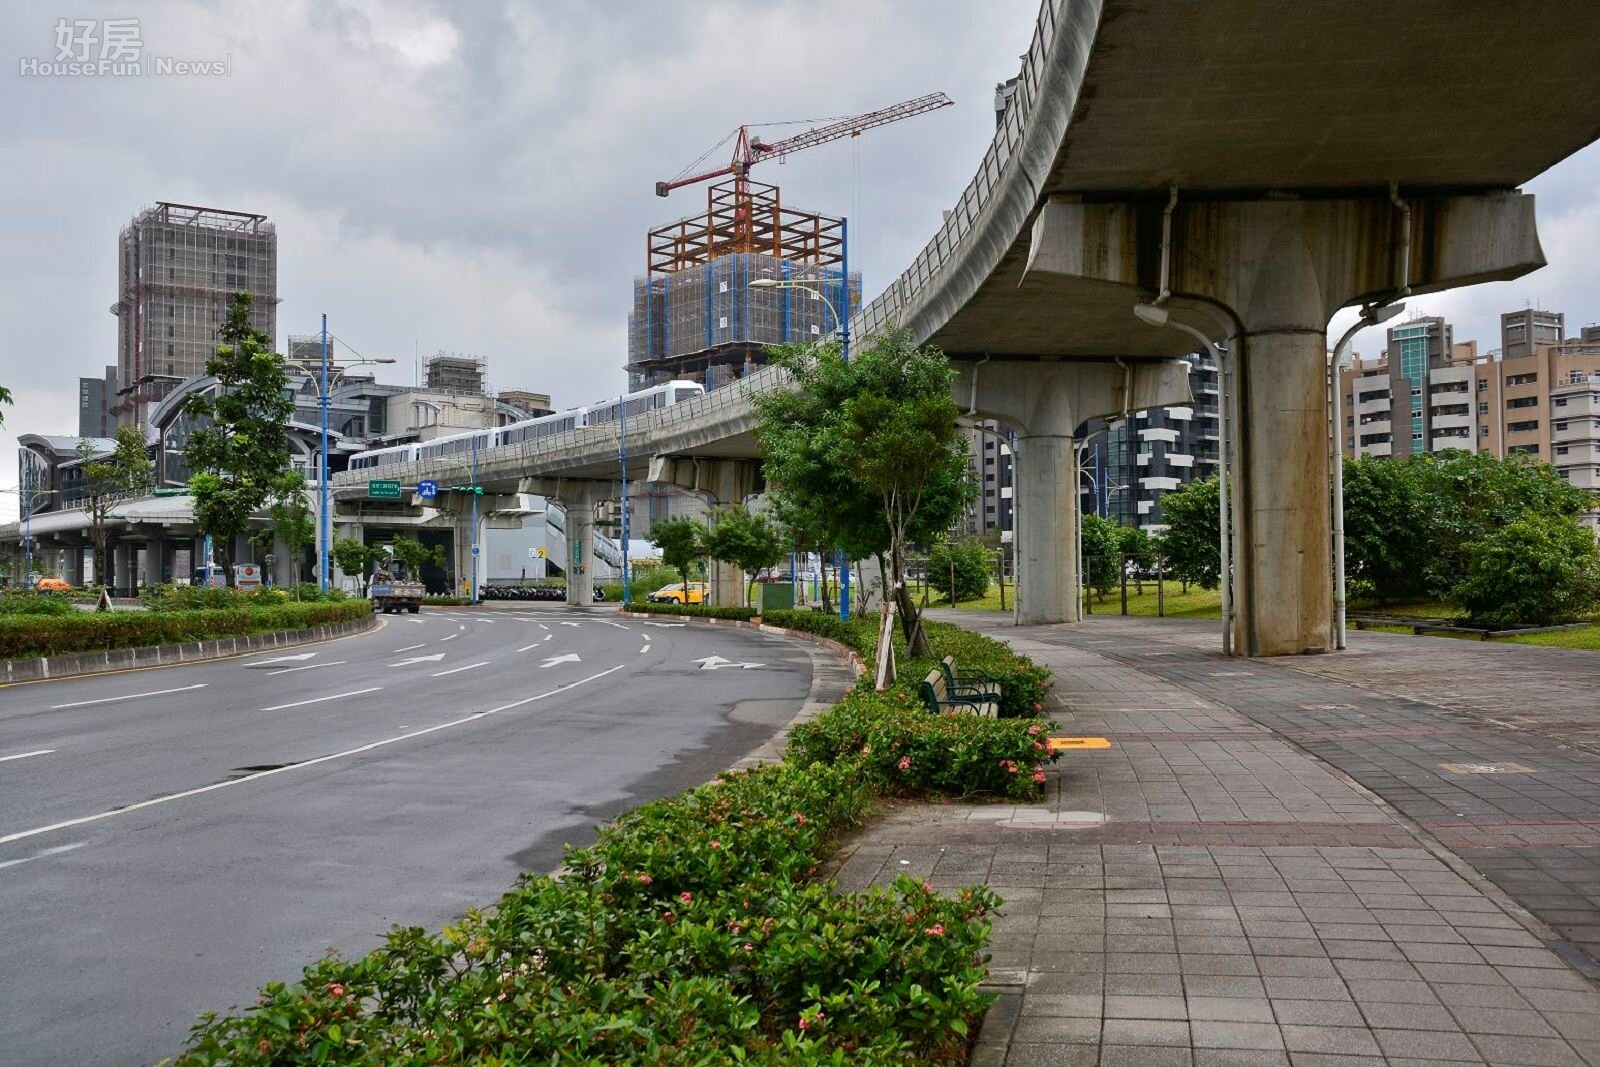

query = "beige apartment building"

[1339,314,1600,529]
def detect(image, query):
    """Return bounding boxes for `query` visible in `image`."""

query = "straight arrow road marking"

[540,653,581,669]
[262,687,382,712]
[245,652,317,668]
[389,653,447,666]
[51,683,208,710]
[0,665,629,848]
[267,661,346,676]
[433,662,489,677]
[691,655,765,671]
[0,749,55,763]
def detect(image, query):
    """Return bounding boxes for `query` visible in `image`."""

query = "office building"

[77,365,118,439]
[111,202,278,426]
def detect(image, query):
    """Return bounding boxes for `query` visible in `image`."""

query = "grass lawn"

[923,583,1223,619]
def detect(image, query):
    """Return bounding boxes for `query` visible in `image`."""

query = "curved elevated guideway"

[334,0,1600,654]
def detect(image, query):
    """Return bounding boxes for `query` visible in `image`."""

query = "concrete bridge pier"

[1025,192,1545,656]
[520,480,608,607]
[954,360,1193,626]
[646,458,763,608]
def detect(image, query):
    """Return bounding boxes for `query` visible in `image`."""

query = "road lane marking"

[596,621,630,630]
[537,623,549,630]
[458,624,466,631]
[391,644,426,653]
[0,664,629,847]
[433,661,489,677]
[440,634,459,642]
[639,645,650,655]
[261,687,382,712]
[540,653,581,668]
[245,652,317,667]
[50,683,208,710]
[407,618,426,624]
[0,842,86,870]
[267,661,346,676]
[0,749,55,763]
[390,653,446,666]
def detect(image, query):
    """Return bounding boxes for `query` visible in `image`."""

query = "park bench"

[918,657,1000,717]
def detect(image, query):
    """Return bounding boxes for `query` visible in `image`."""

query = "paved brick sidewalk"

[823,615,1600,1066]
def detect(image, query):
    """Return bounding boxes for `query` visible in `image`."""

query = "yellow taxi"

[646,582,709,605]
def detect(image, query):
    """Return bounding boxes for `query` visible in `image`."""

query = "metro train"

[346,380,705,472]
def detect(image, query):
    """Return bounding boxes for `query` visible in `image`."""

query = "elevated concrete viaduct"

[333,0,1600,653]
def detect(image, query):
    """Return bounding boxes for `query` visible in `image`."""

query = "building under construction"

[110,202,278,426]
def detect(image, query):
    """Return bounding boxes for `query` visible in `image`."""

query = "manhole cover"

[1440,762,1535,775]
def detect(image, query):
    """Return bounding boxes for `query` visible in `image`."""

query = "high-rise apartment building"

[1501,307,1564,359]
[111,202,278,426]
[77,365,118,439]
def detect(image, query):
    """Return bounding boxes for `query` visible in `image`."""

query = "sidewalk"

[824,614,1600,1066]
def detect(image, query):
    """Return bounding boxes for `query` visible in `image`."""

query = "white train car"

[499,409,580,447]
[347,443,418,471]
[416,428,494,463]
[579,381,704,428]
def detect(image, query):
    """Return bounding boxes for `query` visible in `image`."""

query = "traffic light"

[448,484,484,495]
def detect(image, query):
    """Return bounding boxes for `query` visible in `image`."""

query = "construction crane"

[654,91,954,198]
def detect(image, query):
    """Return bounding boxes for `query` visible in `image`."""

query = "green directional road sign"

[368,479,402,499]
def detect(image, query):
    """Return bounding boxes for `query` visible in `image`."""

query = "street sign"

[369,479,402,499]
[417,479,438,500]
[471,545,480,557]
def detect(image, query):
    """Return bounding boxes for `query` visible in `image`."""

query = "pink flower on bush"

[327,983,346,998]
[923,881,935,894]
[1027,724,1042,736]
[1033,702,1042,711]
[793,812,807,826]
[798,1009,825,1031]
[1032,770,1047,783]
[635,872,653,885]
[897,756,912,772]
[661,910,675,922]
[680,891,693,904]
[998,759,1018,774]
[743,942,754,951]
[709,840,721,849]
[924,923,945,936]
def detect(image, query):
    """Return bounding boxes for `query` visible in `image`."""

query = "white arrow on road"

[245,652,316,668]
[691,655,765,671]
[389,653,447,666]
[642,621,686,628]
[540,653,582,668]
[560,621,584,627]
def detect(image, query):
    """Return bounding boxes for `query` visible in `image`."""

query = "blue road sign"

[418,479,438,500]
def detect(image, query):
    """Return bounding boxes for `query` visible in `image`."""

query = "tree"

[1154,475,1221,592]
[184,294,297,586]
[649,517,707,602]
[704,506,784,606]
[389,535,445,583]
[256,493,316,594]
[757,333,973,658]
[1451,513,1600,627]
[1079,513,1121,600]
[331,536,378,592]
[928,538,991,604]
[78,426,153,595]
[1341,455,1429,603]
[0,384,11,425]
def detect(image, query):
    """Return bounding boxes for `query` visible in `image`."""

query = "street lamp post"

[749,233,854,622]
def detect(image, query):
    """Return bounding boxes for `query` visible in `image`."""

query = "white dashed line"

[440,634,458,642]
[0,749,55,763]
[50,683,208,710]
[391,644,426,653]
[266,661,347,676]
[0,842,87,870]
[261,687,382,712]
[432,661,489,677]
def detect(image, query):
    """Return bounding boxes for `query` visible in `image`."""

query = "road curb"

[616,610,865,771]
[0,613,379,686]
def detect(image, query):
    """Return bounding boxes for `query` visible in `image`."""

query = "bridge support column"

[646,458,763,608]
[1025,191,1544,654]
[953,360,1192,626]
[520,480,607,607]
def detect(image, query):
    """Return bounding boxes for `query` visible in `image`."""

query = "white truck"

[368,569,424,614]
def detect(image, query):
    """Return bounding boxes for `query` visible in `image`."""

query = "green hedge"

[628,602,761,621]
[0,600,372,659]
[178,762,997,1065]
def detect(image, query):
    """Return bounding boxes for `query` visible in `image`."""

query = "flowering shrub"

[788,689,1058,801]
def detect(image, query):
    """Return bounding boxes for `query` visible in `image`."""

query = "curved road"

[0,607,819,1065]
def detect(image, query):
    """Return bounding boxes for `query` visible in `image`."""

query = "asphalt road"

[0,607,817,1066]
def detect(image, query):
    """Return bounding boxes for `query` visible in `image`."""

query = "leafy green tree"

[1154,475,1221,592]
[331,536,378,590]
[78,426,153,594]
[1340,455,1429,603]
[389,535,445,582]
[757,332,973,657]
[1450,513,1600,627]
[184,294,298,586]
[649,517,707,602]
[255,494,316,594]
[0,384,11,425]
[704,506,784,606]
[1080,513,1121,601]
[927,538,991,604]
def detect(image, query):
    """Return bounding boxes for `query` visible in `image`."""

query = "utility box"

[758,582,795,612]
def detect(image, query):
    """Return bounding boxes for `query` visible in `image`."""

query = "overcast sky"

[4,1,1599,521]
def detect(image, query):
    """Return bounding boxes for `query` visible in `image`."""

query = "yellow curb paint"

[1048,736,1112,751]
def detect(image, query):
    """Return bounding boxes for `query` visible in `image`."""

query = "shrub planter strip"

[0,613,378,686]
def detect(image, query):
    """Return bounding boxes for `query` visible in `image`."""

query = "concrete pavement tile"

[1105,952,1182,975]
[1106,973,1183,996]
[1542,1012,1600,1042]
[1100,1019,1191,1047]
[1468,1034,1584,1066]
[1192,1051,1290,1067]
[1002,1043,1097,1066]
[1029,972,1106,995]
[1182,954,1262,976]
[1285,1055,1384,1067]
[1190,1020,1286,1051]
[1186,996,1277,1023]
[1270,1000,1367,1027]
[1249,938,1328,958]
[1358,1001,1461,1031]
[1432,982,1533,1009]
[1454,1007,1559,1037]
[1321,940,1405,962]
[1099,1045,1192,1066]
[1107,933,1179,954]
[1009,1016,1101,1044]
[1185,975,1268,998]
[1496,967,1595,991]
[1344,978,1440,1005]
[1517,987,1600,1013]
[1329,958,1420,981]
[1257,957,1339,978]
[1262,977,1352,1001]
[1398,941,1484,965]
[1373,1028,1482,1061]
[1103,994,1189,1020]
[1020,993,1102,1018]
[1414,962,1509,985]
[1477,945,1569,968]
[1279,1024,1382,1056]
